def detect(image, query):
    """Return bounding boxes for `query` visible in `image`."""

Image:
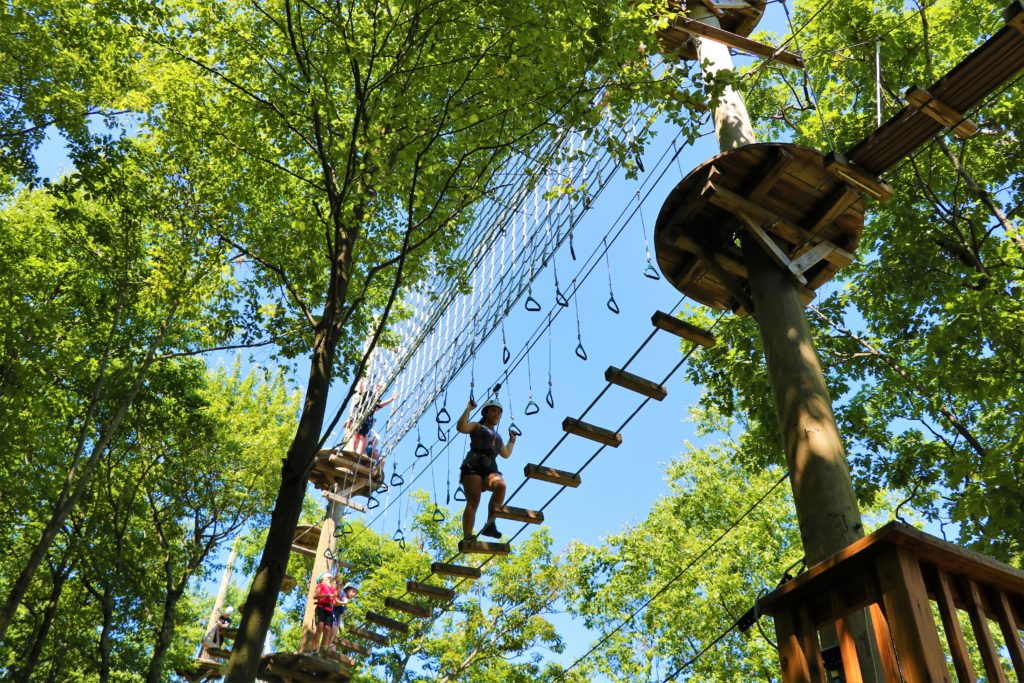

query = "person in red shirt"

[311,573,340,652]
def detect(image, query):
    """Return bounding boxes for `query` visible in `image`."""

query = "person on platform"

[347,390,396,454]
[329,584,359,645]
[455,396,517,540]
[311,573,340,653]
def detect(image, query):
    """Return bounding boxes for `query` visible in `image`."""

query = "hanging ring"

[454,485,466,502]
[524,399,540,416]
[524,295,542,312]
[437,424,447,442]
[569,231,577,260]
[432,506,446,523]
[575,342,588,361]
[644,263,661,280]
[376,481,389,494]
[607,295,620,315]
[366,495,380,509]
[436,406,451,424]
[341,521,353,535]
[324,548,335,561]
[555,288,569,307]
[509,422,523,437]
[415,442,430,458]
[635,154,645,173]
[390,471,405,487]
[393,529,406,550]
[545,388,555,409]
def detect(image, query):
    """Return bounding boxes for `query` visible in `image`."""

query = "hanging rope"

[637,190,660,280]
[524,349,540,415]
[546,314,555,409]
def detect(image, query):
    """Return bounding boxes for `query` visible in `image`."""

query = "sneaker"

[479,520,501,539]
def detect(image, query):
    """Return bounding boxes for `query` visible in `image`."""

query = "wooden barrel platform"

[653,143,865,314]
[308,450,382,498]
[657,0,766,60]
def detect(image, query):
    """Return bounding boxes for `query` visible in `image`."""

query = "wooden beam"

[749,148,795,203]
[562,417,622,447]
[828,591,863,683]
[933,570,977,682]
[664,224,757,313]
[290,543,316,557]
[604,366,667,401]
[431,562,482,579]
[524,463,581,488]
[492,505,545,525]
[672,17,805,68]
[822,152,893,202]
[1008,1,1024,34]
[321,649,356,667]
[963,579,1010,682]
[348,625,390,645]
[736,211,809,286]
[205,646,232,659]
[335,638,371,657]
[993,589,1024,678]
[905,85,978,139]
[651,311,716,347]
[385,597,431,618]
[458,539,511,555]
[323,491,367,513]
[406,581,456,601]
[367,611,410,634]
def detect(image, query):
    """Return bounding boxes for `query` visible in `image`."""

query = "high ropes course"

[184,1,1024,681]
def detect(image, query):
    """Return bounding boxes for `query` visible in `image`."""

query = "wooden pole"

[684,3,884,679]
[202,536,240,659]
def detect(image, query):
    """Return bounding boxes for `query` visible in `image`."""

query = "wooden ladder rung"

[431,562,482,579]
[336,638,371,656]
[366,612,409,634]
[492,505,545,524]
[323,491,367,513]
[523,463,581,488]
[458,539,511,555]
[905,86,978,139]
[562,417,622,447]
[321,649,356,667]
[604,367,667,401]
[822,152,894,202]
[348,625,390,645]
[406,581,456,601]
[651,311,716,348]
[385,597,431,618]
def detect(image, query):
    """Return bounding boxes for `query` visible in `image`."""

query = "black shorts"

[315,607,337,627]
[460,452,501,480]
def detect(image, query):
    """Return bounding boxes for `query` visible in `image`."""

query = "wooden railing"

[757,521,1024,682]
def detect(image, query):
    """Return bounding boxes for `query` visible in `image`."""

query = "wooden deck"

[308,449,383,498]
[258,651,351,683]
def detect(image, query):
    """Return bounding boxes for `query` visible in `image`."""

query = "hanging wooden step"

[431,562,482,579]
[562,417,622,447]
[670,17,805,68]
[492,505,545,525]
[524,463,581,488]
[604,367,667,401]
[407,581,456,601]
[904,86,978,139]
[366,612,409,634]
[321,649,356,667]
[323,491,367,513]
[458,539,511,555]
[385,597,431,618]
[336,638,371,657]
[348,625,390,646]
[651,311,716,348]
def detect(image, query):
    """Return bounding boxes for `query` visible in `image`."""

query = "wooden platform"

[651,311,716,347]
[654,143,865,313]
[657,0,766,61]
[308,450,383,498]
[562,417,622,447]
[291,524,322,557]
[604,367,667,401]
[846,2,1024,176]
[407,581,456,601]
[258,651,350,682]
[758,521,1024,682]
[179,658,222,682]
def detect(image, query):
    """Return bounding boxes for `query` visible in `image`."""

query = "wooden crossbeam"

[321,650,356,667]
[651,311,716,347]
[205,646,232,659]
[406,581,456,601]
[492,505,545,525]
[664,227,756,314]
[1010,0,1024,34]
[604,367,667,401]
[822,153,894,202]
[431,562,482,579]
[323,491,367,513]
[385,597,431,618]
[348,625,390,645]
[749,148,795,203]
[562,417,622,447]
[524,463,581,488]
[367,612,409,634]
[458,539,511,555]
[336,638,372,657]
[290,543,316,557]
[672,17,804,68]
[736,211,808,286]
[905,86,978,139]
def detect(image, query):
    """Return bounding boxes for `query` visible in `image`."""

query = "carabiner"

[432,506,446,523]
[454,485,466,502]
[644,262,661,280]
[525,295,542,312]
[415,442,430,458]
[524,399,540,416]
[575,342,588,361]
[509,422,523,437]
[607,295,620,315]
[390,471,405,487]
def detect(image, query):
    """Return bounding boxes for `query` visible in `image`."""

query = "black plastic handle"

[454,485,466,502]
[524,400,540,415]
[432,506,446,523]
[366,495,380,510]
[415,442,430,458]
[509,422,523,437]
[525,295,542,312]
[393,529,406,549]
[546,388,555,408]
[436,407,451,424]
[502,346,511,364]
[437,424,447,442]
[376,481,389,494]
[390,471,405,487]
[575,342,588,361]
[555,288,569,307]
[607,295,620,315]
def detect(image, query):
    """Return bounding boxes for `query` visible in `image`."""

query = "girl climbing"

[456,395,517,540]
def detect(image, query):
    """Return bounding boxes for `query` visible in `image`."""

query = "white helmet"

[479,399,503,415]
[223,606,234,616]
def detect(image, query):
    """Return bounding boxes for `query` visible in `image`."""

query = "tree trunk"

[145,585,185,683]
[98,587,113,683]
[13,566,68,682]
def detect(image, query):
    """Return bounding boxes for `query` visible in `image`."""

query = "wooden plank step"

[671,17,805,69]
[604,367,667,401]
[336,638,371,657]
[458,539,511,555]
[523,463,581,488]
[407,581,456,601]
[562,417,622,447]
[492,505,545,525]
[321,649,356,667]
[651,311,716,348]
[205,646,232,659]
[324,491,367,513]
[385,597,431,618]
[348,625,390,645]
[366,611,409,634]
[431,562,482,579]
